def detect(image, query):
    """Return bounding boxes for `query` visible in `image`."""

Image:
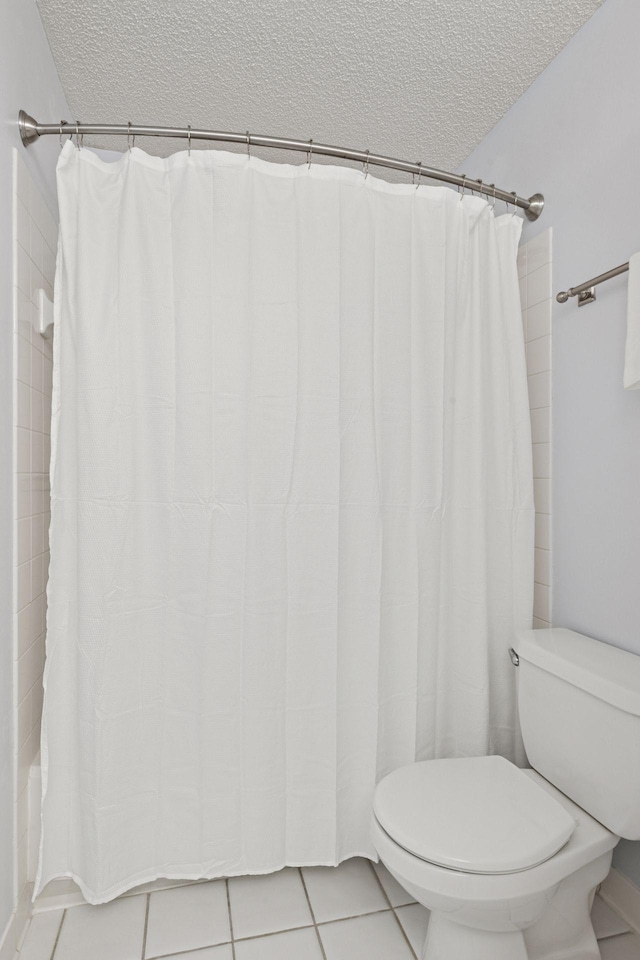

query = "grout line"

[225,878,236,960]
[599,931,639,943]
[49,908,66,960]
[141,893,150,960]
[148,945,233,960]
[316,907,394,927]
[148,909,400,957]
[233,924,315,943]
[299,867,327,960]
[367,860,419,960]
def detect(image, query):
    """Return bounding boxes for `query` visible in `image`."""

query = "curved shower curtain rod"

[18,111,544,221]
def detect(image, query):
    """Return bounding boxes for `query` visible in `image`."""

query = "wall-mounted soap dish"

[34,288,53,339]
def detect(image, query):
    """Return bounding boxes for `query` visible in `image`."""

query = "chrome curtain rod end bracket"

[556,286,597,306]
[524,193,544,222]
[578,287,597,307]
[18,110,40,146]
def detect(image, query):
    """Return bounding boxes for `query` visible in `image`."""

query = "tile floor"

[17,858,640,960]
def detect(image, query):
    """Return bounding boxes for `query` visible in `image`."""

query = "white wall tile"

[532,442,551,479]
[524,231,552,275]
[530,406,551,444]
[533,616,551,629]
[16,381,30,429]
[16,428,30,475]
[16,475,31,520]
[527,263,552,307]
[526,334,551,376]
[527,370,551,409]
[16,605,38,659]
[534,582,551,622]
[533,479,551,515]
[526,299,551,342]
[12,154,56,914]
[16,335,30,385]
[534,548,551,587]
[535,512,551,551]
[16,244,30,298]
[16,563,31,614]
[16,518,31,567]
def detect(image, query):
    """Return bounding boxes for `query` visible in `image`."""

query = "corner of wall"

[519,228,553,626]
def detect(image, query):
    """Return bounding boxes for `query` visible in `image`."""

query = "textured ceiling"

[36,0,602,181]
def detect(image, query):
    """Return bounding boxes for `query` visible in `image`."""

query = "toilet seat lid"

[374,756,577,874]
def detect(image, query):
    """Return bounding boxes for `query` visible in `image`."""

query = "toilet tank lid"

[516,628,640,716]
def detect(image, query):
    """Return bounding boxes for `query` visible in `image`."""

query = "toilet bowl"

[372,759,616,959]
[371,628,640,960]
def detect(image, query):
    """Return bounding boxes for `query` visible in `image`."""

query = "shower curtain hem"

[33,850,379,905]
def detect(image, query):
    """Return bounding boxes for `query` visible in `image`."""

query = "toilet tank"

[516,627,640,840]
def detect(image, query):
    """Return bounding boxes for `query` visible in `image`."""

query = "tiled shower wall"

[518,229,553,627]
[12,150,56,922]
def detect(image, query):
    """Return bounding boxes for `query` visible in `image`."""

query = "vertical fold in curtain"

[36,141,533,904]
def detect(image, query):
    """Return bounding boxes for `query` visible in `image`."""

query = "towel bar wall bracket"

[557,263,629,306]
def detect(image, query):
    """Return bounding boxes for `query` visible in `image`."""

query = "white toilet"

[371,627,640,960]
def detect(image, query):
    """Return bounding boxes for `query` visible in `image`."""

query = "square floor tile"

[235,927,324,960]
[18,910,64,960]
[599,933,640,959]
[162,948,233,960]
[55,895,146,960]
[591,896,631,940]
[372,861,416,907]
[229,868,312,940]
[396,902,430,955]
[144,880,230,958]
[319,910,414,960]
[302,859,388,922]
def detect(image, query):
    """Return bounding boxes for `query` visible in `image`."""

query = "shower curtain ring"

[363,149,370,179]
[307,138,313,169]
[59,120,65,149]
[415,161,423,192]
[459,174,467,199]
[187,124,192,157]
[489,183,497,211]
[127,122,132,152]
[75,120,82,150]
[511,191,519,216]
[246,131,251,159]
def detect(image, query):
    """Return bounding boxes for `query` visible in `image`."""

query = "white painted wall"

[0,0,69,949]
[460,0,640,886]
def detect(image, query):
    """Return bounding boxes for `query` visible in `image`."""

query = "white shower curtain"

[37,140,534,903]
